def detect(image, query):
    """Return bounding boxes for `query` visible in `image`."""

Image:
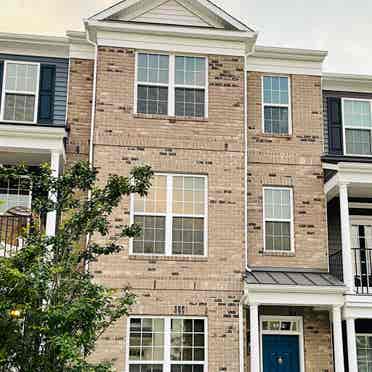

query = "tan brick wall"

[245,306,334,372]
[90,47,246,371]
[246,71,328,270]
[65,58,94,165]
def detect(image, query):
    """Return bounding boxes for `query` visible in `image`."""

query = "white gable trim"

[88,0,253,32]
[129,0,215,28]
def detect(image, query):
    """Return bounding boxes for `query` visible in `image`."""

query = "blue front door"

[262,335,300,372]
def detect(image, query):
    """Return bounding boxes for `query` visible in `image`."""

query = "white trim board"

[0,32,69,59]
[323,73,372,94]
[0,124,66,154]
[95,29,248,56]
[245,284,345,307]
[247,46,327,76]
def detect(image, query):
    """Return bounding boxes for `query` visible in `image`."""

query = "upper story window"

[343,99,372,156]
[262,76,291,135]
[1,62,40,123]
[263,187,293,252]
[136,53,208,118]
[0,60,57,125]
[131,174,207,256]
[137,54,169,115]
[127,317,207,372]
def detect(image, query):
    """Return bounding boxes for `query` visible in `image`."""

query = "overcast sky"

[1,0,372,74]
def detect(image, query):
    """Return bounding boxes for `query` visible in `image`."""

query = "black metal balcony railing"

[352,247,372,295]
[329,250,343,282]
[329,248,372,295]
[0,215,29,257]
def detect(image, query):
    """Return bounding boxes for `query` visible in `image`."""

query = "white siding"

[131,0,210,27]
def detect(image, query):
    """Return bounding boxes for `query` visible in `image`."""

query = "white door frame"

[260,315,305,372]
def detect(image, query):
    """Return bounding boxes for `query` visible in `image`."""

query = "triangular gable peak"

[89,0,254,32]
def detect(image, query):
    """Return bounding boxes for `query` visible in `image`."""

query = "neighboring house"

[0,33,69,253]
[323,73,372,372]
[0,1,371,372]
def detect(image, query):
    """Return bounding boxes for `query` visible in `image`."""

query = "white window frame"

[130,173,208,257]
[261,75,292,135]
[134,52,208,118]
[356,333,372,371]
[0,60,40,124]
[260,316,304,372]
[125,316,208,372]
[342,97,372,157]
[262,186,294,253]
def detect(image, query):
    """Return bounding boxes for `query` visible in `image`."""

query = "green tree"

[0,161,153,371]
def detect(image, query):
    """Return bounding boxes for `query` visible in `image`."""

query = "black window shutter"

[38,64,56,124]
[327,97,343,155]
[0,61,4,109]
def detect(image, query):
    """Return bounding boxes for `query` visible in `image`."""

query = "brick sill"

[260,251,295,257]
[133,113,208,122]
[129,254,208,262]
[258,133,292,139]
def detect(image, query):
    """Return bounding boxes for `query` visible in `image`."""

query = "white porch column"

[332,306,345,372]
[250,303,260,372]
[346,317,358,372]
[339,182,354,292]
[45,151,60,237]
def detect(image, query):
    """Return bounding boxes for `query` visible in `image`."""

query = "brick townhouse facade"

[1,1,372,371]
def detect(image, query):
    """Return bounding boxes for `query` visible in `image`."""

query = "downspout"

[84,24,98,273]
[240,41,256,372]
[85,24,98,169]
[239,294,249,372]
[244,49,255,273]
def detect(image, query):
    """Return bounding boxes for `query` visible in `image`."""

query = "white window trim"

[125,316,208,372]
[134,51,208,118]
[260,316,304,372]
[262,186,294,253]
[261,75,292,135]
[342,97,372,157]
[0,60,40,125]
[130,173,208,257]
[356,333,372,369]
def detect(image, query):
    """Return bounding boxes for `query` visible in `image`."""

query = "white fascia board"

[245,284,345,307]
[247,45,328,76]
[67,30,95,60]
[323,72,372,93]
[93,27,253,56]
[88,20,256,40]
[0,125,66,153]
[0,32,69,59]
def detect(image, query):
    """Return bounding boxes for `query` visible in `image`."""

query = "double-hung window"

[137,54,169,115]
[127,317,207,372]
[1,61,40,123]
[131,174,207,256]
[136,53,207,118]
[343,99,372,156]
[174,56,206,117]
[263,187,293,252]
[262,76,291,135]
[356,334,372,371]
